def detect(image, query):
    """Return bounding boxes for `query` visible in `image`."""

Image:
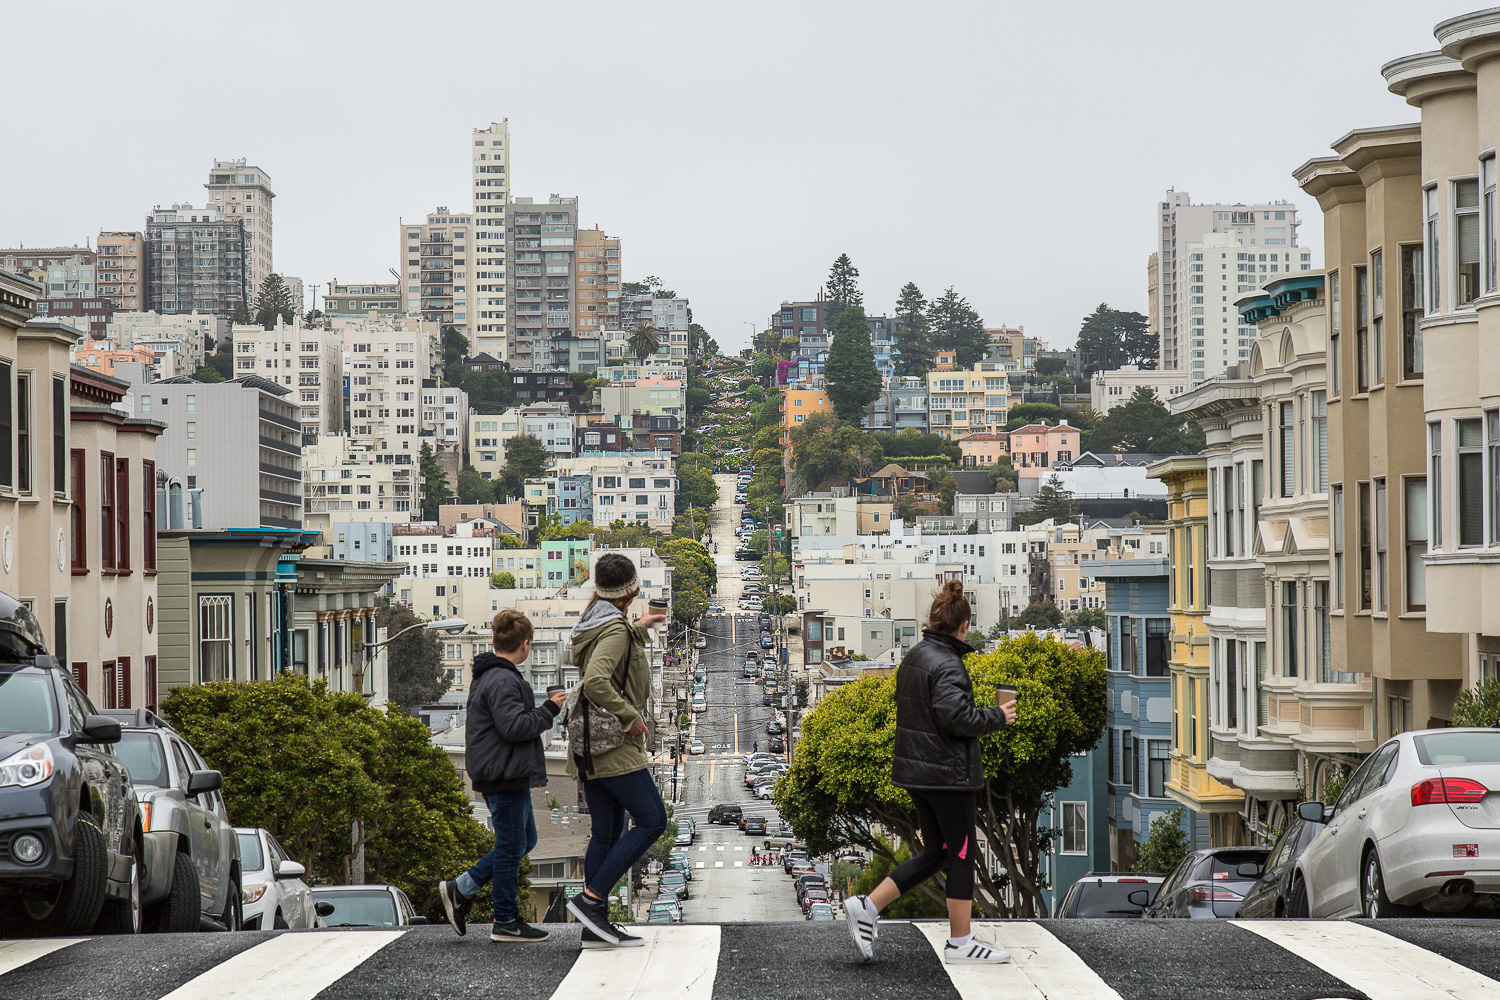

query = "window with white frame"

[1405,477,1428,613]
[1060,802,1087,854]
[1456,178,1482,307]
[199,595,233,683]
[1484,156,1497,295]
[1430,423,1444,549]
[1425,186,1441,314]
[1458,417,1484,547]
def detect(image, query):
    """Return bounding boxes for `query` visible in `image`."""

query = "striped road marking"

[917,922,1122,1000]
[1235,921,1500,1000]
[0,938,85,978]
[159,930,405,1000]
[549,926,720,1000]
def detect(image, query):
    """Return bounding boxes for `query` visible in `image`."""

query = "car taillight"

[1187,885,1243,903]
[1411,777,1490,806]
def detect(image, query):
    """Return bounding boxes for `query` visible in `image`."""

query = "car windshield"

[115,733,172,787]
[237,833,266,872]
[314,890,399,927]
[1071,881,1156,916]
[1414,732,1500,766]
[0,673,57,735]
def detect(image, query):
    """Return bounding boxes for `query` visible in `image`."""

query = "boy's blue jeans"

[457,789,536,923]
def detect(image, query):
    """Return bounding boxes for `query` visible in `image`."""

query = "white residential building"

[1181,233,1315,383]
[471,122,511,358]
[394,521,496,580]
[1156,190,1311,372]
[599,378,686,425]
[301,435,417,537]
[106,310,219,370]
[469,414,506,481]
[340,318,437,465]
[400,209,477,342]
[232,317,343,444]
[205,158,275,297]
[1091,365,1192,415]
[587,461,677,532]
[421,383,470,461]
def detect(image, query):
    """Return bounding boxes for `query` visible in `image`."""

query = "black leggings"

[890,789,977,902]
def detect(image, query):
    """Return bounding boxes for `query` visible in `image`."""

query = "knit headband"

[594,573,640,599]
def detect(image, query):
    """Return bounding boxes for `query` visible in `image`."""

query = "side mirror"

[409,915,429,925]
[1126,889,1153,908]
[186,769,223,796]
[79,714,121,744]
[1236,862,1263,879]
[315,900,335,917]
[1297,801,1330,824]
[275,860,306,880]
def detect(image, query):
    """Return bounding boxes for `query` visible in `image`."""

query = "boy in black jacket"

[438,610,565,941]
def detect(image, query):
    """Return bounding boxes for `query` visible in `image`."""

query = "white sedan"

[236,827,317,929]
[689,739,705,755]
[1292,728,1500,918]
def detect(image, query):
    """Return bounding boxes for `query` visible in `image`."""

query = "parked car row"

[1059,727,1500,922]
[0,605,348,938]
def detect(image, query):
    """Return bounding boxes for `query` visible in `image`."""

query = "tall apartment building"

[281,276,304,319]
[230,318,342,444]
[145,203,248,321]
[576,227,621,333]
[420,381,470,460]
[1156,190,1307,374]
[324,279,400,318]
[341,318,434,466]
[506,195,579,371]
[471,122,511,358]
[1146,253,1160,360]
[1181,233,1313,381]
[770,297,828,380]
[302,435,416,537]
[205,159,274,297]
[96,232,147,311]
[148,375,302,529]
[399,209,476,338]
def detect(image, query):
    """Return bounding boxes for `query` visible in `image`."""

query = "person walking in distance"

[564,553,669,949]
[842,581,1017,965]
[438,611,565,941]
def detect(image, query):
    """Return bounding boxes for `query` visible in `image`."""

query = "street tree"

[1024,474,1080,526]
[1017,601,1064,629]
[677,463,719,513]
[824,253,863,331]
[1074,303,1154,376]
[627,322,662,362]
[230,302,253,326]
[379,603,451,710]
[1134,807,1190,875]
[418,444,449,521]
[161,676,492,919]
[892,281,934,377]
[928,287,988,368]
[253,273,297,330]
[823,305,881,423]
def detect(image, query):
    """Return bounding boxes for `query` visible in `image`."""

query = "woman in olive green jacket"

[564,553,669,949]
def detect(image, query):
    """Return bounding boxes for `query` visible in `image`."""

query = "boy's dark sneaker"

[566,893,618,944]
[491,919,549,942]
[438,880,472,937]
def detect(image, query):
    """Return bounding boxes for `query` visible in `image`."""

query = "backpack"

[559,624,634,777]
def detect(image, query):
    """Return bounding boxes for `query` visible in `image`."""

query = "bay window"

[1405,477,1427,612]
[1402,244,1425,378]
[1425,185,1441,313]
[1459,417,1484,547]
[1456,178,1481,307]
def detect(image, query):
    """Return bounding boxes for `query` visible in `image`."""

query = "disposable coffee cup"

[648,597,669,612]
[995,685,1018,711]
[546,685,566,696]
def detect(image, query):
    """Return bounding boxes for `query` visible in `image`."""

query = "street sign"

[562,884,587,899]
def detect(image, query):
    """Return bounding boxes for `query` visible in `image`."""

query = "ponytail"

[926,579,971,635]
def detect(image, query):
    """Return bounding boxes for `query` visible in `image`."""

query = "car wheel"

[95,845,143,935]
[1362,850,1410,918]
[273,909,289,930]
[222,868,243,931]
[148,852,202,933]
[1284,875,1309,918]
[26,813,110,936]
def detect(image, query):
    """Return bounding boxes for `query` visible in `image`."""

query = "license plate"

[1454,844,1480,858]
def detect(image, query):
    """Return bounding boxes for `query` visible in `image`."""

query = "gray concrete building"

[147,375,302,529]
[145,203,248,321]
[506,195,579,371]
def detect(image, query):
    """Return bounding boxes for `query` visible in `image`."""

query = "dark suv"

[0,594,143,935]
[707,803,743,826]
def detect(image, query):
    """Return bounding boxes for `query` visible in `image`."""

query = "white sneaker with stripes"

[843,894,879,961]
[944,936,1010,965]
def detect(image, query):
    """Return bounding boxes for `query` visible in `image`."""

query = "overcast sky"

[0,0,1466,353]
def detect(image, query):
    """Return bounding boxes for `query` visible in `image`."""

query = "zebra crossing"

[7,919,1500,999]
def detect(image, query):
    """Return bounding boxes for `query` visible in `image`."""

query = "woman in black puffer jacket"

[841,580,1016,966]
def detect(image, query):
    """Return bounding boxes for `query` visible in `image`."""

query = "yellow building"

[1149,455,1244,846]
[782,388,832,446]
[925,361,1009,441]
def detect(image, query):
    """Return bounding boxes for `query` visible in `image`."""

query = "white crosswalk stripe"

[0,938,84,978]
[547,925,720,1000]
[1234,920,1500,1000]
[918,922,1122,999]
[158,929,405,1000]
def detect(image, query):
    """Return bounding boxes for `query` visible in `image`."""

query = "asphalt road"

[18,919,1500,999]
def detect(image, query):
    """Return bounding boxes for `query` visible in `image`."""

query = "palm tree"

[628,321,662,363]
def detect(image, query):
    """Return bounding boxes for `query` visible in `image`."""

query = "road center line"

[0,938,85,978]
[917,922,1122,1000]
[1233,920,1500,1000]
[158,930,404,1000]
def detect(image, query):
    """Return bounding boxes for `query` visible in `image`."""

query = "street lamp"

[364,617,469,651]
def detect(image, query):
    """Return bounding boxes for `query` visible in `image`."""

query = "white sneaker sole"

[945,946,1011,965]
[843,897,876,961]
[566,898,620,945]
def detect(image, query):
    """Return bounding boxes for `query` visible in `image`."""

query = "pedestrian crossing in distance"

[7,920,1500,999]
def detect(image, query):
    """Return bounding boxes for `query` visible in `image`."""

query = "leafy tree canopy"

[790,413,884,490]
[1075,303,1155,376]
[824,253,863,331]
[1017,601,1064,629]
[456,465,494,506]
[1134,807,1190,875]
[1083,386,1205,455]
[892,281,934,378]
[418,444,450,521]
[1005,402,1091,432]
[254,273,297,331]
[491,571,517,589]
[379,603,451,709]
[870,431,962,465]
[498,433,548,502]
[824,305,881,424]
[928,287,988,369]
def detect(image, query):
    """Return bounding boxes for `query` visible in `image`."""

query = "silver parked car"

[108,710,242,931]
[237,827,317,930]
[1292,728,1500,917]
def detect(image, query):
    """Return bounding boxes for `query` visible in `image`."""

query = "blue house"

[1037,741,1109,916]
[1086,554,1192,871]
